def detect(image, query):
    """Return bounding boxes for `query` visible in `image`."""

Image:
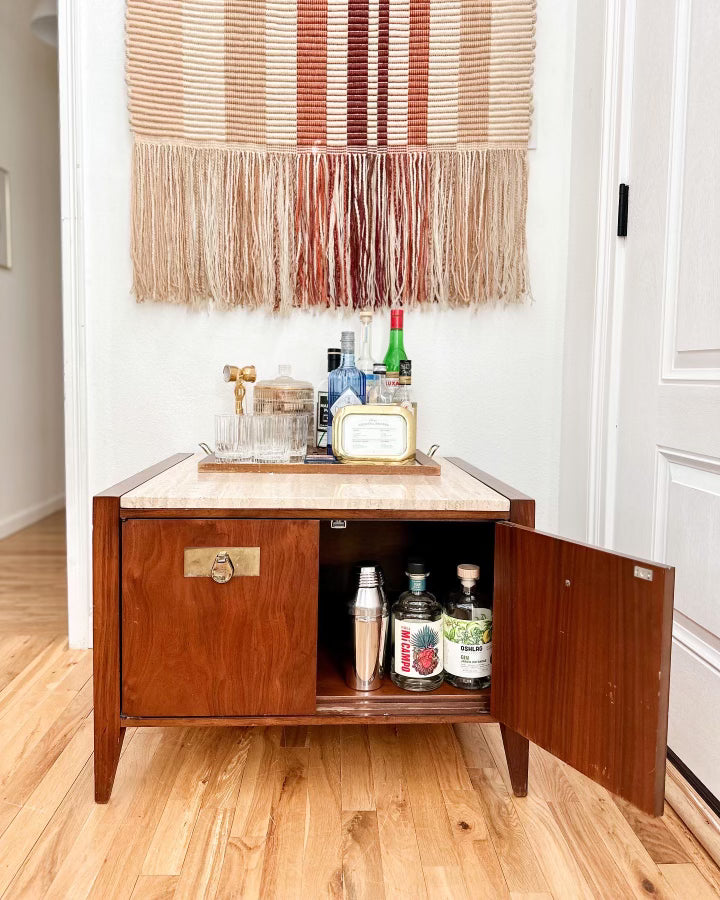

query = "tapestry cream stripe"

[327,0,349,147]
[408,0,431,148]
[459,0,489,147]
[427,0,459,146]
[183,0,227,143]
[266,0,298,147]
[224,1,266,147]
[387,0,410,147]
[126,3,185,139]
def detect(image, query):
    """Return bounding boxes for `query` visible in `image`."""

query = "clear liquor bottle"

[366,363,393,404]
[392,359,415,415]
[391,561,443,691]
[443,564,492,690]
[327,331,366,454]
[357,311,376,393]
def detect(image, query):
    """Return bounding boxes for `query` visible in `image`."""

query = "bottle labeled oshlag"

[443,564,492,690]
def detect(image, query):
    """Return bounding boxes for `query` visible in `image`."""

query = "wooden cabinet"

[121,518,318,717]
[93,454,674,817]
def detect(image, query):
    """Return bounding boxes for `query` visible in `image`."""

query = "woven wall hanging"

[126,0,536,311]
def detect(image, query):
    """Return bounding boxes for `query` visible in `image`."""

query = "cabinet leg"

[94,719,125,803]
[500,724,529,797]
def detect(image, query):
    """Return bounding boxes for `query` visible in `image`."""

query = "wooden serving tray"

[197,450,441,476]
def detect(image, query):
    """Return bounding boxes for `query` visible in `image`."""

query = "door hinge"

[617,183,629,237]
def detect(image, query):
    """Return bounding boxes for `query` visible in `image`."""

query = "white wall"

[66,0,578,646]
[0,2,64,538]
[558,1,608,541]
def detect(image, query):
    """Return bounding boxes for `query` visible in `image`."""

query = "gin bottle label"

[330,387,362,416]
[443,611,492,679]
[394,619,442,678]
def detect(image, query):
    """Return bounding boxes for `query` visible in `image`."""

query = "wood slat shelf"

[315,648,493,718]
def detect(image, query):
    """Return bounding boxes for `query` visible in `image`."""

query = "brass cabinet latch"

[211,552,234,584]
[184,547,261,580]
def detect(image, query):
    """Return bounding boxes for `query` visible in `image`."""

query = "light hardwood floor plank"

[0,715,97,895]
[129,874,180,899]
[470,767,550,895]
[258,747,309,899]
[141,729,223,876]
[398,725,461,870]
[340,726,375,812]
[215,728,283,898]
[368,726,427,900]
[342,810,385,900]
[301,727,344,899]
[453,722,497,770]
[88,729,188,900]
[659,862,719,899]
[3,757,96,899]
[40,728,164,899]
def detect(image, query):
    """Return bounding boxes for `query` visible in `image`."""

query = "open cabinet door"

[491,523,674,815]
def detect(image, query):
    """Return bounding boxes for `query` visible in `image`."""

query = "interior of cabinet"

[316,519,496,718]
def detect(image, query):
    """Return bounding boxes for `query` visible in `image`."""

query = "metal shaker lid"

[347,561,386,616]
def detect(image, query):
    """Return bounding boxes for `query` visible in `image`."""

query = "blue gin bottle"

[328,331,366,455]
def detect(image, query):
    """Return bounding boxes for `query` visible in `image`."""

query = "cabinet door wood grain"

[121,519,319,717]
[491,523,674,816]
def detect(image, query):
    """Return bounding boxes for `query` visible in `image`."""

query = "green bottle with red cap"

[383,309,408,391]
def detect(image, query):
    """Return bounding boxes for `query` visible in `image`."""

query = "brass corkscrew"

[223,364,257,414]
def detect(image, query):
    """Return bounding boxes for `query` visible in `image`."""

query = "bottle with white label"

[443,564,492,690]
[327,331,365,454]
[391,560,444,691]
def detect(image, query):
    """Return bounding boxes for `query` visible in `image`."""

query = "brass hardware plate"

[184,547,260,578]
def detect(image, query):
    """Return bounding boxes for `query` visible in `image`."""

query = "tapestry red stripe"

[377,0,390,149]
[297,0,328,147]
[347,0,369,149]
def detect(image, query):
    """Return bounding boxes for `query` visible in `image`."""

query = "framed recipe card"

[332,405,416,464]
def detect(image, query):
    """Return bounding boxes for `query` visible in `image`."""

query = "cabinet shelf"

[315,648,492,720]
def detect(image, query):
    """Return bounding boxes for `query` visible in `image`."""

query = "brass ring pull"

[210,552,235,584]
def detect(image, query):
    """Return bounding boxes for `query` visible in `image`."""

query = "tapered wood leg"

[93,494,123,803]
[500,724,529,797]
[94,720,125,803]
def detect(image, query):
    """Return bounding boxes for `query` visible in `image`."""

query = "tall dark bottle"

[316,348,341,450]
[327,331,366,454]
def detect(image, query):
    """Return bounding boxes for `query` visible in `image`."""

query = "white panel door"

[612,0,720,796]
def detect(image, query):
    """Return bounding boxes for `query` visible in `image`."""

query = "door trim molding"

[587,0,636,548]
[58,0,92,648]
[666,760,720,869]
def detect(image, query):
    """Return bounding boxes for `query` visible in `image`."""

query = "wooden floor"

[0,515,719,898]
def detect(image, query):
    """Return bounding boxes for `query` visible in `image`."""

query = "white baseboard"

[0,494,65,540]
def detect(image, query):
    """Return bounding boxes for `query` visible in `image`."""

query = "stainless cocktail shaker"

[345,562,388,691]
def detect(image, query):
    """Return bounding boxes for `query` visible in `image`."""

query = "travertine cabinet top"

[121,455,511,513]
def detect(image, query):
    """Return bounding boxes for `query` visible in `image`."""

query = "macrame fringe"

[131,140,530,311]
